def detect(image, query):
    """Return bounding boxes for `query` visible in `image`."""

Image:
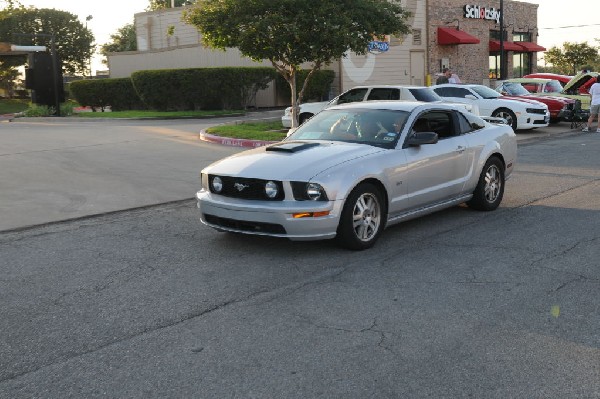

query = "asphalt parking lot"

[0,114,585,232]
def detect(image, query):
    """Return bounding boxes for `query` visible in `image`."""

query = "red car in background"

[524,71,597,95]
[523,73,572,87]
[495,81,575,123]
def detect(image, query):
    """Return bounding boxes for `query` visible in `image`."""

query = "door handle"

[456,146,465,153]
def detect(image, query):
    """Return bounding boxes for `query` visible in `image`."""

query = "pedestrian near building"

[436,68,452,84]
[582,78,600,132]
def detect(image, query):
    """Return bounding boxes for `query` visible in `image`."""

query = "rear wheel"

[492,108,517,131]
[467,156,505,211]
[336,183,385,250]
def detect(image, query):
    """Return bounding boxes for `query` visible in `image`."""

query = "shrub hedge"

[276,69,336,102]
[130,67,277,111]
[70,78,145,111]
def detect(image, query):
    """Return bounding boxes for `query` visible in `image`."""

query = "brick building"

[427,0,543,86]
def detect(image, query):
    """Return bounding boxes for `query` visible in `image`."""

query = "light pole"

[499,0,505,79]
[85,15,93,77]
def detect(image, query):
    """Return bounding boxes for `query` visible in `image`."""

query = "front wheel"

[336,183,385,250]
[467,156,505,211]
[492,108,517,131]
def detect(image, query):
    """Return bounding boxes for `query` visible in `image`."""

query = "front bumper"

[196,190,344,241]
[516,110,550,129]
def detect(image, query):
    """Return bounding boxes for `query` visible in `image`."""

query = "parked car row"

[283,83,552,132]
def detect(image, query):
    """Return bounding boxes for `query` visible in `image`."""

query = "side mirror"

[405,132,438,146]
[465,94,477,100]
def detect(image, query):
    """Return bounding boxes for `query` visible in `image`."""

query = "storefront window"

[489,54,500,79]
[512,32,532,77]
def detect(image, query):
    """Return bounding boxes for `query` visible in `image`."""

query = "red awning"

[437,27,480,45]
[514,41,546,52]
[489,40,523,52]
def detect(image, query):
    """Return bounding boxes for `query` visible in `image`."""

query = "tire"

[492,108,517,131]
[336,183,385,250]
[299,113,313,125]
[467,156,505,211]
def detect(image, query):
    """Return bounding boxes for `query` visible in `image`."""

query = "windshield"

[286,108,409,149]
[409,88,443,102]
[501,82,530,96]
[471,85,501,99]
[544,80,564,93]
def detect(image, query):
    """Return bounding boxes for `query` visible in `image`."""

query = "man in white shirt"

[583,78,600,132]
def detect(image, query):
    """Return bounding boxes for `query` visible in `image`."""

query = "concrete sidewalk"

[0,113,585,232]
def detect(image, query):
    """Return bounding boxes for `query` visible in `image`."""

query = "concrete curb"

[199,130,278,148]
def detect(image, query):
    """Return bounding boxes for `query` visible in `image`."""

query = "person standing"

[436,68,451,84]
[583,78,600,132]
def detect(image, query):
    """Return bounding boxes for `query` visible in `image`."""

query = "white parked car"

[431,83,549,131]
[197,101,517,250]
[281,85,473,128]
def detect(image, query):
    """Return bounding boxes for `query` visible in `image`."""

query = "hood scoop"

[266,141,320,153]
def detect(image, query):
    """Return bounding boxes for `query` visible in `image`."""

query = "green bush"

[131,67,277,111]
[22,102,74,117]
[276,69,336,102]
[70,78,145,111]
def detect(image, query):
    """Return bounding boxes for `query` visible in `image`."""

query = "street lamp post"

[85,15,93,77]
[499,0,505,79]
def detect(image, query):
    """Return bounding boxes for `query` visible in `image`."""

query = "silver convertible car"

[196,101,517,250]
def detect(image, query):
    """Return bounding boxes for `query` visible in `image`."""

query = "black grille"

[204,214,286,234]
[526,108,547,115]
[209,175,284,201]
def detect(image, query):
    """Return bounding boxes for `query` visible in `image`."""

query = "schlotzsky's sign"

[464,5,501,24]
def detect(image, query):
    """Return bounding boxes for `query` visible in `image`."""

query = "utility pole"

[499,0,505,79]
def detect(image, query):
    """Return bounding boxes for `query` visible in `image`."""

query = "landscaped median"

[200,120,288,147]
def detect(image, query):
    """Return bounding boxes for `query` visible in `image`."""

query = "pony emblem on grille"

[234,182,250,192]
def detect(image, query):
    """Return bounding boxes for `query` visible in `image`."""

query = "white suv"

[281,85,472,128]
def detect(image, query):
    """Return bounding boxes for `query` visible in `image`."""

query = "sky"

[15,0,600,73]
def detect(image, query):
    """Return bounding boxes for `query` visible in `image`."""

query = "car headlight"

[291,181,328,201]
[265,181,279,198]
[211,176,223,193]
[306,183,324,200]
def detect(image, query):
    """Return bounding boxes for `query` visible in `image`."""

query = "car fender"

[310,149,400,210]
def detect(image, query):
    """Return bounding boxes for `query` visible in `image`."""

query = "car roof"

[350,85,433,90]
[328,100,458,112]
[505,78,557,83]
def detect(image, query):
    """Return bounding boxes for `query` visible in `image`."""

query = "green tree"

[0,62,20,98]
[100,23,137,64]
[147,0,194,10]
[543,42,598,75]
[0,6,94,75]
[184,0,410,127]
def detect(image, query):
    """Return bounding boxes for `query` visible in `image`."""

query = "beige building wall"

[338,0,427,92]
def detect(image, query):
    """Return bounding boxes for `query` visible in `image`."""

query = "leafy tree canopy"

[147,0,194,11]
[100,23,137,64]
[0,5,94,75]
[543,42,599,75]
[184,0,411,127]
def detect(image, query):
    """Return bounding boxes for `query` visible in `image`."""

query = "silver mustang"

[196,101,517,250]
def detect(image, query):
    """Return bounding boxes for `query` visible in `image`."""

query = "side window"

[367,88,400,101]
[434,87,471,98]
[409,111,456,139]
[337,88,368,104]
[449,87,473,98]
